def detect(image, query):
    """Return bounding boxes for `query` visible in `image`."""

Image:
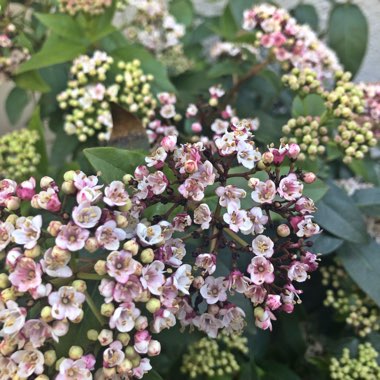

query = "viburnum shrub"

[0,120,321,378]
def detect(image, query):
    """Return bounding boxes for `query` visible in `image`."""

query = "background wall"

[1,0,380,134]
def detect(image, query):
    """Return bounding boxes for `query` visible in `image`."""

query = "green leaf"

[17,34,86,74]
[170,0,193,27]
[5,87,29,125]
[328,3,368,76]
[309,233,343,255]
[219,4,239,39]
[291,4,319,31]
[338,241,380,308]
[352,188,380,217]
[13,71,51,93]
[314,183,368,243]
[291,94,326,117]
[302,177,328,202]
[84,147,146,184]
[27,106,49,173]
[142,370,164,380]
[110,44,176,93]
[261,362,301,380]
[229,0,255,25]
[207,60,245,78]
[348,158,380,186]
[35,13,88,44]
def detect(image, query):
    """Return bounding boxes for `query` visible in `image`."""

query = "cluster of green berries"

[334,119,376,164]
[330,343,380,380]
[158,45,193,76]
[282,68,324,95]
[0,129,40,181]
[57,51,156,142]
[322,264,380,337]
[58,0,112,16]
[181,334,248,379]
[324,71,365,119]
[282,116,329,160]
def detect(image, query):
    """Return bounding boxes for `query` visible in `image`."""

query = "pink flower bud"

[134,165,149,181]
[287,143,301,159]
[262,151,274,164]
[303,172,317,184]
[16,177,36,200]
[134,330,151,354]
[40,176,55,189]
[161,135,177,152]
[191,122,202,133]
[47,221,62,237]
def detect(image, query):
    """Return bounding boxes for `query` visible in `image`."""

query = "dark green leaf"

[302,176,328,202]
[328,4,368,76]
[348,158,380,186]
[170,0,193,27]
[314,182,368,243]
[84,147,146,183]
[338,241,380,307]
[291,4,319,31]
[35,13,88,44]
[309,233,343,255]
[142,370,164,380]
[261,362,301,380]
[17,34,86,74]
[13,71,51,93]
[291,94,326,117]
[352,188,380,217]
[229,0,255,25]
[219,5,239,39]
[207,60,244,78]
[28,106,49,173]
[5,87,29,125]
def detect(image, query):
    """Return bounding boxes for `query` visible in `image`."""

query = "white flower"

[12,215,42,249]
[252,235,274,258]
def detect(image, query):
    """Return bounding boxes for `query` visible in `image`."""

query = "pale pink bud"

[40,176,55,189]
[184,160,198,174]
[277,224,290,237]
[191,122,202,133]
[160,135,177,152]
[303,172,316,184]
[262,151,274,164]
[135,316,149,331]
[5,196,20,210]
[287,143,301,159]
[47,221,62,237]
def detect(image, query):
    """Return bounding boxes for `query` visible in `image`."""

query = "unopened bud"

[146,298,161,314]
[94,260,107,275]
[101,303,115,317]
[87,329,99,341]
[303,172,316,184]
[148,340,161,357]
[62,180,76,195]
[140,248,154,264]
[44,350,57,366]
[24,245,41,259]
[72,280,87,293]
[277,224,291,237]
[47,220,62,237]
[123,240,139,256]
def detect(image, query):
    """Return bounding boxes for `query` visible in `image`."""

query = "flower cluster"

[119,0,190,74]
[58,0,112,16]
[180,333,248,378]
[0,17,30,82]
[0,129,40,181]
[0,170,194,379]
[329,343,380,380]
[358,82,380,138]
[57,51,156,142]
[137,123,320,336]
[282,69,377,163]
[322,263,380,337]
[0,126,321,377]
[211,3,341,80]
[147,85,259,149]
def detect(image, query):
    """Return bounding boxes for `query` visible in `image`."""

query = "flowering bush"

[2,0,380,379]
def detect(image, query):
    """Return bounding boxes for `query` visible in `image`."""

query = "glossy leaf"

[28,107,49,174]
[291,4,319,31]
[13,71,51,93]
[338,241,380,307]
[352,188,380,217]
[142,371,164,380]
[229,0,255,25]
[5,87,29,125]
[314,183,368,243]
[309,233,343,255]
[84,147,146,184]
[35,13,88,44]
[328,3,368,76]
[170,0,193,26]
[17,34,86,74]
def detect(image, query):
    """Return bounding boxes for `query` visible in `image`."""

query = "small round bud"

[117,333,131,346]
[44,350,57,366]
[24,245,41,259]
[41,306,53,322]
[101,303,115,317]
[146,298,161,314]
[63,170,76,181]
[140,248,154,264]
[47,220,62,237]
[0,274,9,289]
[87,329,99,341]
[72,280,87,293]
[148,340,161,357]
[123,174,133,184]
[94,260,107,275]
[262,151,274,164]
[277,224,291,237]
[303,172,317,184]
[62,180,76,195]
[123,240,139,256]
[85,237,99,253]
